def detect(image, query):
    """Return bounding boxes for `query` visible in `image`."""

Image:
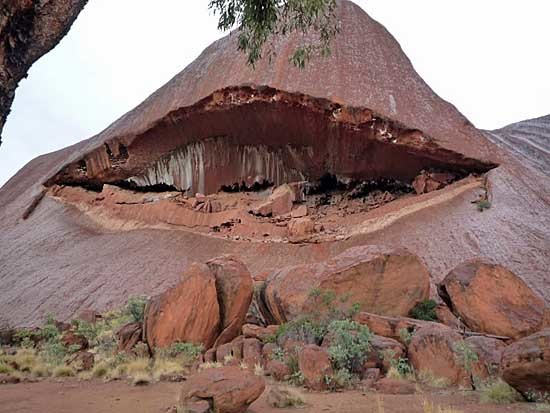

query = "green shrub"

[409,299,438,321]
[287,370,304,386]
[40,314,61,342]
[157,342,203,360]
[72,319,99,345]
[13,329,38,348]
[326,319,371,373]
[324,368,353,390]
[40,340,68,365]
[276,317,327,346]
[476,199,491,212]
[126,296,148,323]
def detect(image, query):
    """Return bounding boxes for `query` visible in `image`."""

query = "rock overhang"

[46,85,498,196]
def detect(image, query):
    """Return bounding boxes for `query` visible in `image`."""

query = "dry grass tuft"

[31,362,52,377]
[479,378,522,404]
[0,362,13,374]
[52,365,75,377]
[131,371,151,386]
[421,398,464,413]
[152,359,184,380]
[254,363,265,376]
[417,370,451,389]
[266,385,305,408]
[199,361,222,371]
[92,362,110,379]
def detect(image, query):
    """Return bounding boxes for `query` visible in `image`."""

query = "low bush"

[409,300,438,321]
[276,317,327,346]
[326,319,371,373]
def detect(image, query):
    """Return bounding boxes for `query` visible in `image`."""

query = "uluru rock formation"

[0,0,88,144]
[0,0,548,328]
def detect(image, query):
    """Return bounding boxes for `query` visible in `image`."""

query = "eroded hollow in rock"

[47,86,496,195]
[44,86,497,241]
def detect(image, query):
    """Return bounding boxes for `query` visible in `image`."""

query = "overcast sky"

[1,0,549,187]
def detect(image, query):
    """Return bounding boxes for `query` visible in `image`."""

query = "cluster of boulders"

[136,246,549,410]
[4,245,546,411]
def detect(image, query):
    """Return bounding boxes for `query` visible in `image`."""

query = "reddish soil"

[0,379,535,413]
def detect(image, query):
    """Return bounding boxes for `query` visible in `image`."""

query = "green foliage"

[392,357,413,377]
[276,317,327,345]
[476,199,491,212]
[398,328,413,345]
[40,314,61,342]
[40,340,68,365]
[324,368,353,390]
[126,296,148,323]
[409,299,438,321]
[525,390,550,404]
[156,342,203,360]
[72,319,99,345]
[13,329,38,348]
[288,370,305,386]
[453,341,478,373]
[271,346,286,362]
[479,379,522,404]
[208,0,339,68]
[326,319,371,373]
[308,287,321,298]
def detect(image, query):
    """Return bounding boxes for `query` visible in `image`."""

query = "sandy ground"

[0,379,539,413]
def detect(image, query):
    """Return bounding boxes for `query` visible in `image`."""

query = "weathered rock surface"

[439,260,547,339]
[115,322,143,353]
[0,0,87,143]
[143,263,221,349]
[207,255,253,347]
[242,324,278,342]
[408,325,486,387]
[179,366,265,413]
[298,344,333,390]
[264,246,430,323]
[0,1,548,331]
[61,331,88,351]
[354,312,434,343]
[364,335,406,373]
[500,329,550,394]
[464,336,505,375]
[67,350,94,371]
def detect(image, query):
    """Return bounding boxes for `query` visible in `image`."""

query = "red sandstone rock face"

[207,256,253,347]
[500,329,550,395]
[353,312,434,344]
[298,344,333,391]
[179,366,265,413]
[264,245,430,323]
[439,260,547,339]
[115,322,143,353]
[408,325,486,388]
[143,263,221,349]
[0,2,548,329]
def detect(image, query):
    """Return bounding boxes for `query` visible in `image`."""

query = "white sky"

[1,0,549,187]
